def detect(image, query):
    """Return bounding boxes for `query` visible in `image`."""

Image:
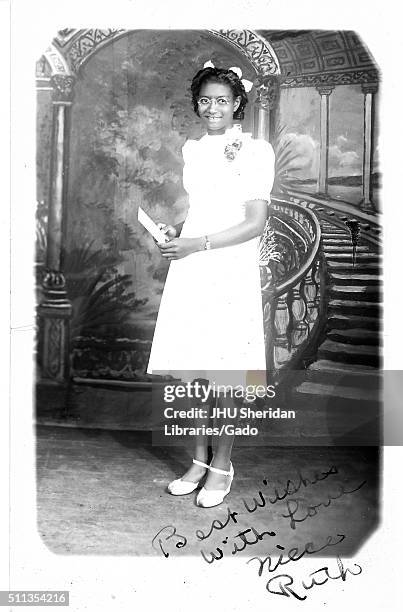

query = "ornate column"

[316,85,334,196]
[253,75,280,141]
[360,83,378,213]
[38,75,75,383]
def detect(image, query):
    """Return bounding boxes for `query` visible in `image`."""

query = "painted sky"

[278,84,368,179]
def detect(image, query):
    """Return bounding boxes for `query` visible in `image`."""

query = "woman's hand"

[156,223,177,240]
[158,237,203,260]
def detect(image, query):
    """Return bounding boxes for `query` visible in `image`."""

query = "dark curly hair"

[190,67,248,121]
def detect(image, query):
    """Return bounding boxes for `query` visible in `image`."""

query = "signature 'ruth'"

[264,556,363,601]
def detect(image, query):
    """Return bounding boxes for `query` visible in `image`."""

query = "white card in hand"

[137,207,169,243]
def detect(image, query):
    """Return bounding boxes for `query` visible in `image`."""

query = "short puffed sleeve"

[239,138,275,202]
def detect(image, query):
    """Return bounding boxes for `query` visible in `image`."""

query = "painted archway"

[50,28,281,77]
[37,29,281,383]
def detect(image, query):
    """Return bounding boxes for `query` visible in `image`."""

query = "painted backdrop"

[276,85,380,207]
[69,31,255,334]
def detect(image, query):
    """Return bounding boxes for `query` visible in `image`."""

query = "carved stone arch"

[63,28,281,78]
[63,28,281,139]
[207,29,281,77]
[43,43,72,76]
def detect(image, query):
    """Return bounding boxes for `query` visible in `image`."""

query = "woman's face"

[197,80,240,135]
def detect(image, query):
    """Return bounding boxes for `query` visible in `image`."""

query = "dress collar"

[201,125,247,143]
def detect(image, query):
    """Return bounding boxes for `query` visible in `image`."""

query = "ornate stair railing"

[287,192,382,248]
[261,197,325,382]
[36,195,326,387]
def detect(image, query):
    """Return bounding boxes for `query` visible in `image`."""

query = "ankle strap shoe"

[196,462,234,508]
[167,459,209,495]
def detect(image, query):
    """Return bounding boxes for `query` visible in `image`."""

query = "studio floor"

[36,425,380,561]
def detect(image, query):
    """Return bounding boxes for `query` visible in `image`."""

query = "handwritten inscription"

[248,533,345,575]
[282,480,367,530]
[201,525,277,564]
[265,556,362,601]
[242,465,339,513]
[151,525,187,558]
[195,507,239,541]
[151,460,367,606]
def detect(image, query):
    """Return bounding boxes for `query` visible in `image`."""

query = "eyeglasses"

[197,96,232,107]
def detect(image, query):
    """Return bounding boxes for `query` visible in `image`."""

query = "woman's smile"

[198,81,240,135]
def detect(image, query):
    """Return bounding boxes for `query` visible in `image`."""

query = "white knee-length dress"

[147,126,275,383]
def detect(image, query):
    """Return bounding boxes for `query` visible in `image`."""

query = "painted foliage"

[64,30,255,348]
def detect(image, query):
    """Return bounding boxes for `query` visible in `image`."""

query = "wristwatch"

[204,235,211,250]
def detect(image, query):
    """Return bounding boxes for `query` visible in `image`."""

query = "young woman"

[147,64,275,507]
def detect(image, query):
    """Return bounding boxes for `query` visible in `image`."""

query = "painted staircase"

[290,219,382,443]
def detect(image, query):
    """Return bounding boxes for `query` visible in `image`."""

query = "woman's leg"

[175,379,213,483]
[203,391,241,490]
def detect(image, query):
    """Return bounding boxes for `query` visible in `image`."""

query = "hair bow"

[203,60,254,92]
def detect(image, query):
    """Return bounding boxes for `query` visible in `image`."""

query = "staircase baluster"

[263,300,275,372]
[303,266,318,329]
[290,280,309,348]
[273,293,291,368]
[313,257,321,309]
[258,199,324,374]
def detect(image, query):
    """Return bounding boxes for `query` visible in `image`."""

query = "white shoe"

[196,462,234,508]
[167,459,209,495]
